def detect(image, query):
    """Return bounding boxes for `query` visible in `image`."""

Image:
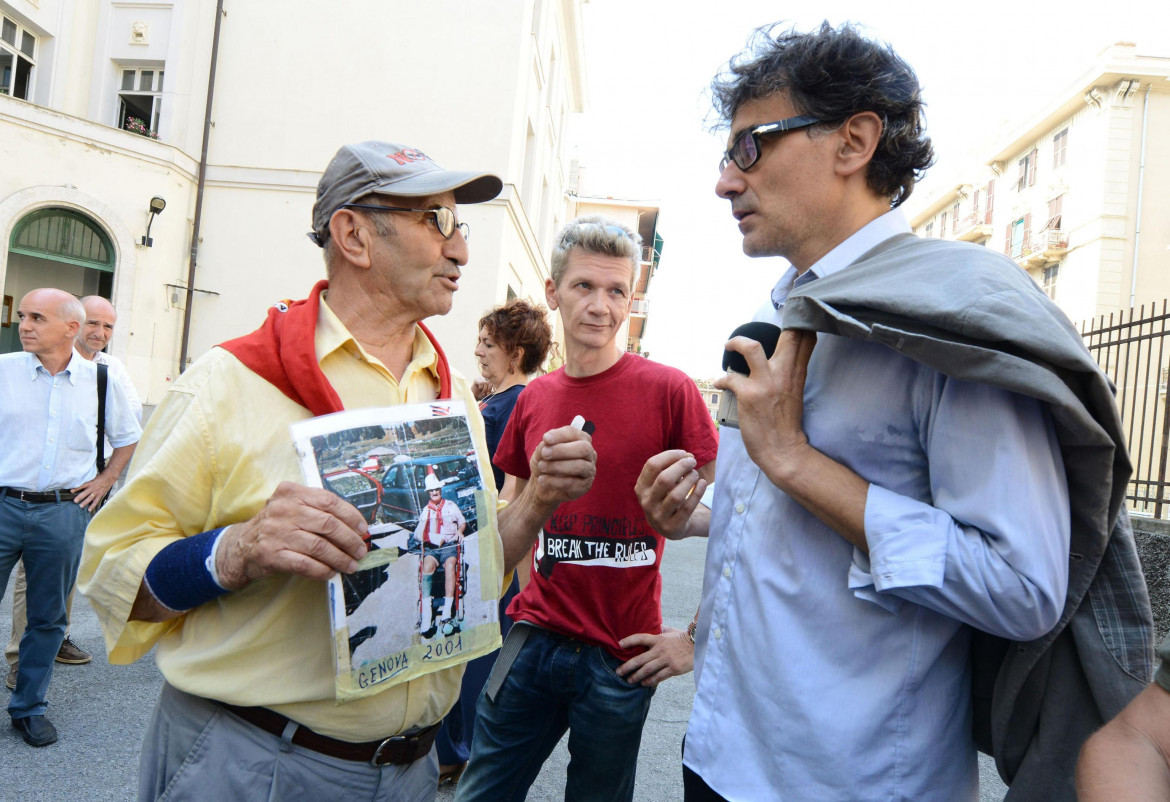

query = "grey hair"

[549,215,642,286]
[59,296,85,326]
[322,197,396,277]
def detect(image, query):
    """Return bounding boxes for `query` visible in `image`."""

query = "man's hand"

[715,329,817,486]
[636,450,711,539]
[616,627,694,687]
[72,473,117,512]
[498,425,596,570]
[215,481,370,590]
[715,328,870,550]
[525,425,596,506]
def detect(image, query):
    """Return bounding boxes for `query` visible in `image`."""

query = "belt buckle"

[369,734,409,767]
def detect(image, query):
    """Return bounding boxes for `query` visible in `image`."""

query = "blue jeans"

[0,494,88,719]
[455,627,655,802]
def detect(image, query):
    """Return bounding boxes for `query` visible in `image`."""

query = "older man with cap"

[79,140,596,801]
[1,288,140,747]
[5,294,143,687]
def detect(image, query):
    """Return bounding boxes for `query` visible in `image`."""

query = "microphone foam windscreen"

[722,322,783,375]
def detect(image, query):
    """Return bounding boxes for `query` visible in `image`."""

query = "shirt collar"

[25,349,85,384]
[315,294,440,382]
[770,207,912,310]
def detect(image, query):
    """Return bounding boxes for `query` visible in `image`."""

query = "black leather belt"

[1,487,77,504]
[219,702,440,766]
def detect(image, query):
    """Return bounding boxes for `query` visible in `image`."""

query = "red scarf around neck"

[424,497,446,543]
[219,279,452,416]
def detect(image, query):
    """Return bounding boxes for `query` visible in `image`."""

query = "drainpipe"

[1129,83,1150,310]
[178,0,225,374]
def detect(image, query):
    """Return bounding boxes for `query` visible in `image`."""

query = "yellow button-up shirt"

[79,298,501,740]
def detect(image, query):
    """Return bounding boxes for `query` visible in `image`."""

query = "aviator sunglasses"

[341,203,470,240]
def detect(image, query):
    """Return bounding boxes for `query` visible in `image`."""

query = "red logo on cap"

[386,148,430,166]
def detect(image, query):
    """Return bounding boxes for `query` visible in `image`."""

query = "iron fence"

[1081,301,1170,518]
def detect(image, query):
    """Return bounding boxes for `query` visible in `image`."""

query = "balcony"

[953,209,993,243]
[1013,229,1069,267]
[631,297,649,316]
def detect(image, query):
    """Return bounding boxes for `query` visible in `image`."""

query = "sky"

[572,0,1170,378]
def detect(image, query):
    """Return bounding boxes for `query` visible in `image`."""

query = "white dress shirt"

[0,350,141,491]
[684,209,1071,800]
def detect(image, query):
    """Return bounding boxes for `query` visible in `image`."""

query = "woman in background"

[436,298,554,786]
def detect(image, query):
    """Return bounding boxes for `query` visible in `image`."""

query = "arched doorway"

[1,208,115,354]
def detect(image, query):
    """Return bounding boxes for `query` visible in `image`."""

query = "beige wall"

[1,0,587,394]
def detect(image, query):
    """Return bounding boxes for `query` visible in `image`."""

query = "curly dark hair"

[478,298,554,375]
[711,21,934,207]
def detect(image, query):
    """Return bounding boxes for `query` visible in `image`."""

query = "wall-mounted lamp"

[141,196,167,247]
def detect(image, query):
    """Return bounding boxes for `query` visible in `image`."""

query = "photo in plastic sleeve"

[290,401,503,702]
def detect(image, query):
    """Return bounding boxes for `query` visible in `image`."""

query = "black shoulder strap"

[96,362,108,472]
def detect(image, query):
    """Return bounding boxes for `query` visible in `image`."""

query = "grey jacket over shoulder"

[784,233,1154,801]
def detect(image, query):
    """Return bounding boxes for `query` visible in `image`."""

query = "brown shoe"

[55,637,92,665]
[5,664,14,691]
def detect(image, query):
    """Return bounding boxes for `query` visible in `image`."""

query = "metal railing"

[1081,301,1170,517]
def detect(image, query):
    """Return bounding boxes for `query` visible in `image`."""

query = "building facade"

[908,43,1170,326]
[0,0,590,404]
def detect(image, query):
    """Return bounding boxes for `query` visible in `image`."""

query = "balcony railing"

[1012,229,1069,266]
[631,298,649,315]
[954,209,993,242]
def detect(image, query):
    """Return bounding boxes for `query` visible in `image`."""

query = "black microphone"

[717,322,782,429]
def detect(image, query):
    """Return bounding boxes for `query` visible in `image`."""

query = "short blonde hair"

[549,215,642,286]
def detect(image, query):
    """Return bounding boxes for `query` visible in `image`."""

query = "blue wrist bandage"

[143,528,230,612]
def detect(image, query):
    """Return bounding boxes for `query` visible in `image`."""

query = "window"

[1010,217,1027,258]
[117,67,164,138]
[986,180,995,222]
[1017,149,1038,191]
[1053,128,1068,168]
[0,15,36,100]
[940,212,948,237]
[952,202,961,232]
[1042,264,1059,299]
[925,222,934,237]
[1045,195,1063,231]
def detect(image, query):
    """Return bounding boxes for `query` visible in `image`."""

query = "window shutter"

[1023,212,1032,244]
[1028,149,1038,186]
[1005,223,1013,255]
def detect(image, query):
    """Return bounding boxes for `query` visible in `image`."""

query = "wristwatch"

[686,619,697,645]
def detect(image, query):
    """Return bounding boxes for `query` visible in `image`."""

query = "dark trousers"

[683,763,730,802]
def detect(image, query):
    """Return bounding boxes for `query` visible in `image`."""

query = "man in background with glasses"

[80,140,596,801]
[637,22,1149,801]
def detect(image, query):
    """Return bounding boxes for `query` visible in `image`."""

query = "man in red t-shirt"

[455,216,718,802]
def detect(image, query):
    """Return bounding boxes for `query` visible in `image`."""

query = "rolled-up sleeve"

[848,377,1070,641]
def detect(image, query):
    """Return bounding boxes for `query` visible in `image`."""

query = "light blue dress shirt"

[685,210,1071,801]
[0,350,142,491]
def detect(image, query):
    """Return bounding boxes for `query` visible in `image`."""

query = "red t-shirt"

[494,353,718,660]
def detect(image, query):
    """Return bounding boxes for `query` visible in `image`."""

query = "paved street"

[2,535,1008,800]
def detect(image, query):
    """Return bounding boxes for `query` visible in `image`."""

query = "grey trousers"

[139,683,438,802]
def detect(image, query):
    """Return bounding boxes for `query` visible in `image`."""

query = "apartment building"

[0,0,589,402]
[908,43,1170,326]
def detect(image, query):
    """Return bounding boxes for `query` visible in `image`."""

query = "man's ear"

[544,278,560,311]
[835,111,882,179]
[328,209,373,270]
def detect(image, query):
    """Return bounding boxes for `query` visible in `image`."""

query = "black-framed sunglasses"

[719,114,822,173]
[341,203,470,240]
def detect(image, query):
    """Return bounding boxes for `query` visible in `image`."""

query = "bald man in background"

[5,295,142,692]
[0,288,140,745]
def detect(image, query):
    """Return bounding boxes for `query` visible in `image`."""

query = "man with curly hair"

[639,22,1150,801]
